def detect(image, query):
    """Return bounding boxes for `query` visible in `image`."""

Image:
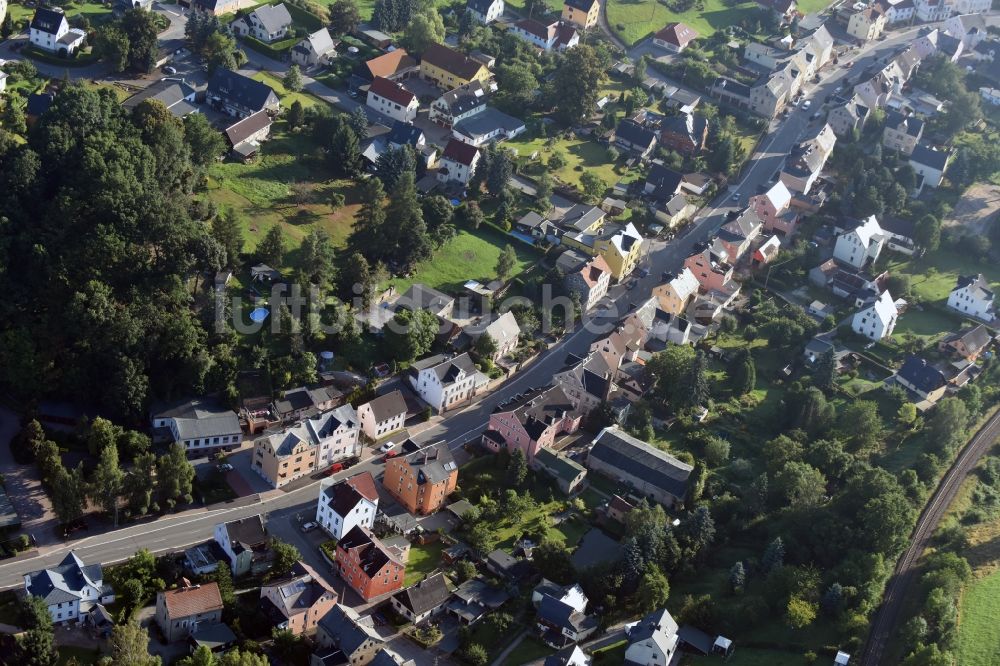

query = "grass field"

[9,1,112,26]
[206,128,361,253]
[501,636,554,666]
[891,307,963,344]
[389,227,538,294]
[606,0,761,46]
[509,134,639,189]
[957,569,1000,666]
[404,540,445,586]
[252,71,329,109]
[886,249,1000,306]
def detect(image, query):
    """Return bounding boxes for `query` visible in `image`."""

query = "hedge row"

[23,44,100,67]
[241,35,299,60]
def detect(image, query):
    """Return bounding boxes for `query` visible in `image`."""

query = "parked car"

[383,451,399,462]
[324,462,345,476]
[217,463,234,473]
[301,522,319,533]
[162,65,177,75]
[379,442,396,453]
[801,100,812,110]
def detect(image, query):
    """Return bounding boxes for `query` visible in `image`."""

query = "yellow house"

[653,267,699,315]
[562,0,600,30]
[419,43,491,90]
[595,223,643,280]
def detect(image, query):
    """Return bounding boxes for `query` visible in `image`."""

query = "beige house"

[259,562,338,635]
[156,583,224,643]
[847,6,887,42]
[251,404,361,488]
[653,267,699,316]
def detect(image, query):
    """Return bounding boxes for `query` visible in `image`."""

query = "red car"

[383,451,399,462]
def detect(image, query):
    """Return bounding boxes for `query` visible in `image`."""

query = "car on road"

[379,442,396,453]
[162,65,177,75]
[324,462,345,476]
[301,521,319,533]
[216,463,234,473]
[811,111,822,120]
[801,100,812,110]
[730,193,740,202]
[636,267,650,278]
[383,451,399,462]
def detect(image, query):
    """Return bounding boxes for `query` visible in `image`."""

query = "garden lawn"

[501,636,554,666]
[957,570,1000,666]
[404,541,445,586]
[252,71,329,109]
[886,249,1000,305]
[606,0,761,46]
[205,128,361,253]
[509,134,638,190]
[390,227,538,294]
[890,307,963,344]
[592,641,627,666]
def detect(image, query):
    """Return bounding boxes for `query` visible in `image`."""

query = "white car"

[301,522,319,533]
[379,442,396,453]
[801,100,812,110]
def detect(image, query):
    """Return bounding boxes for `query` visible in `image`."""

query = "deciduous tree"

[329,0,361,34]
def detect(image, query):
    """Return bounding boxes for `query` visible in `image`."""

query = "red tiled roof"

[654,22,698,47]
[441,138,479,166]
[345,471,379,503]
[369,76,416,107]
[365,49,417,79]
[161,583,223,619]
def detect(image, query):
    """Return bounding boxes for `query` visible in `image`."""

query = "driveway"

[0,407,60,547]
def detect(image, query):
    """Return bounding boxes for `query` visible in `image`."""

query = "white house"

[466,0,504,23]
[231,3,293,43]
[151,397,242,456]
[367,76,419,123]
[948,274,995,321]
[357,390,407,439]
[316,472,379,540]
[291,28,338,67]
[510,18,579,52]
[909,144,952,192]
[408,353,486,413]
[833,215,886,269]
[430,80,488,128]
[29,7,86,55]
[213,515,269,577]
[625,608,680,666]
[884,0,915,23]
[24,553,114,624]
[437,139,480,185]
[852,290,898,341]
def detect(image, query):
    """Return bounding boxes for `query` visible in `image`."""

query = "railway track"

[860,408,1000,665]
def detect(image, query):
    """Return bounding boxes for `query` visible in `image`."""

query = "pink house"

[259,562,338,635]
[684,246,736,293]
[749,181,799,237]
[482,386,583,460]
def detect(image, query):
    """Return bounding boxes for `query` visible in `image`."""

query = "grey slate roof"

[30,7,66,35]
[537,594,597,634]
[437,80,488,116]
[588,426,693,500]
[387,121,425,147]
[317,605,381,656]
[627,608,679,657]
[207,69,278,113]
[615,119,657,148]
[123,78,197,115]
[399,441,457,484]
[363,390,407,423]
[252,3,293,34]
[25,552,105,606]
[152,397,241,440]
[411,353,478,385]
[897,356,947,393]
[453,107,525,142]
[559,204,605,232]
[910,143,951,170]
[223,515,267,553]
[392,572,452,615]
